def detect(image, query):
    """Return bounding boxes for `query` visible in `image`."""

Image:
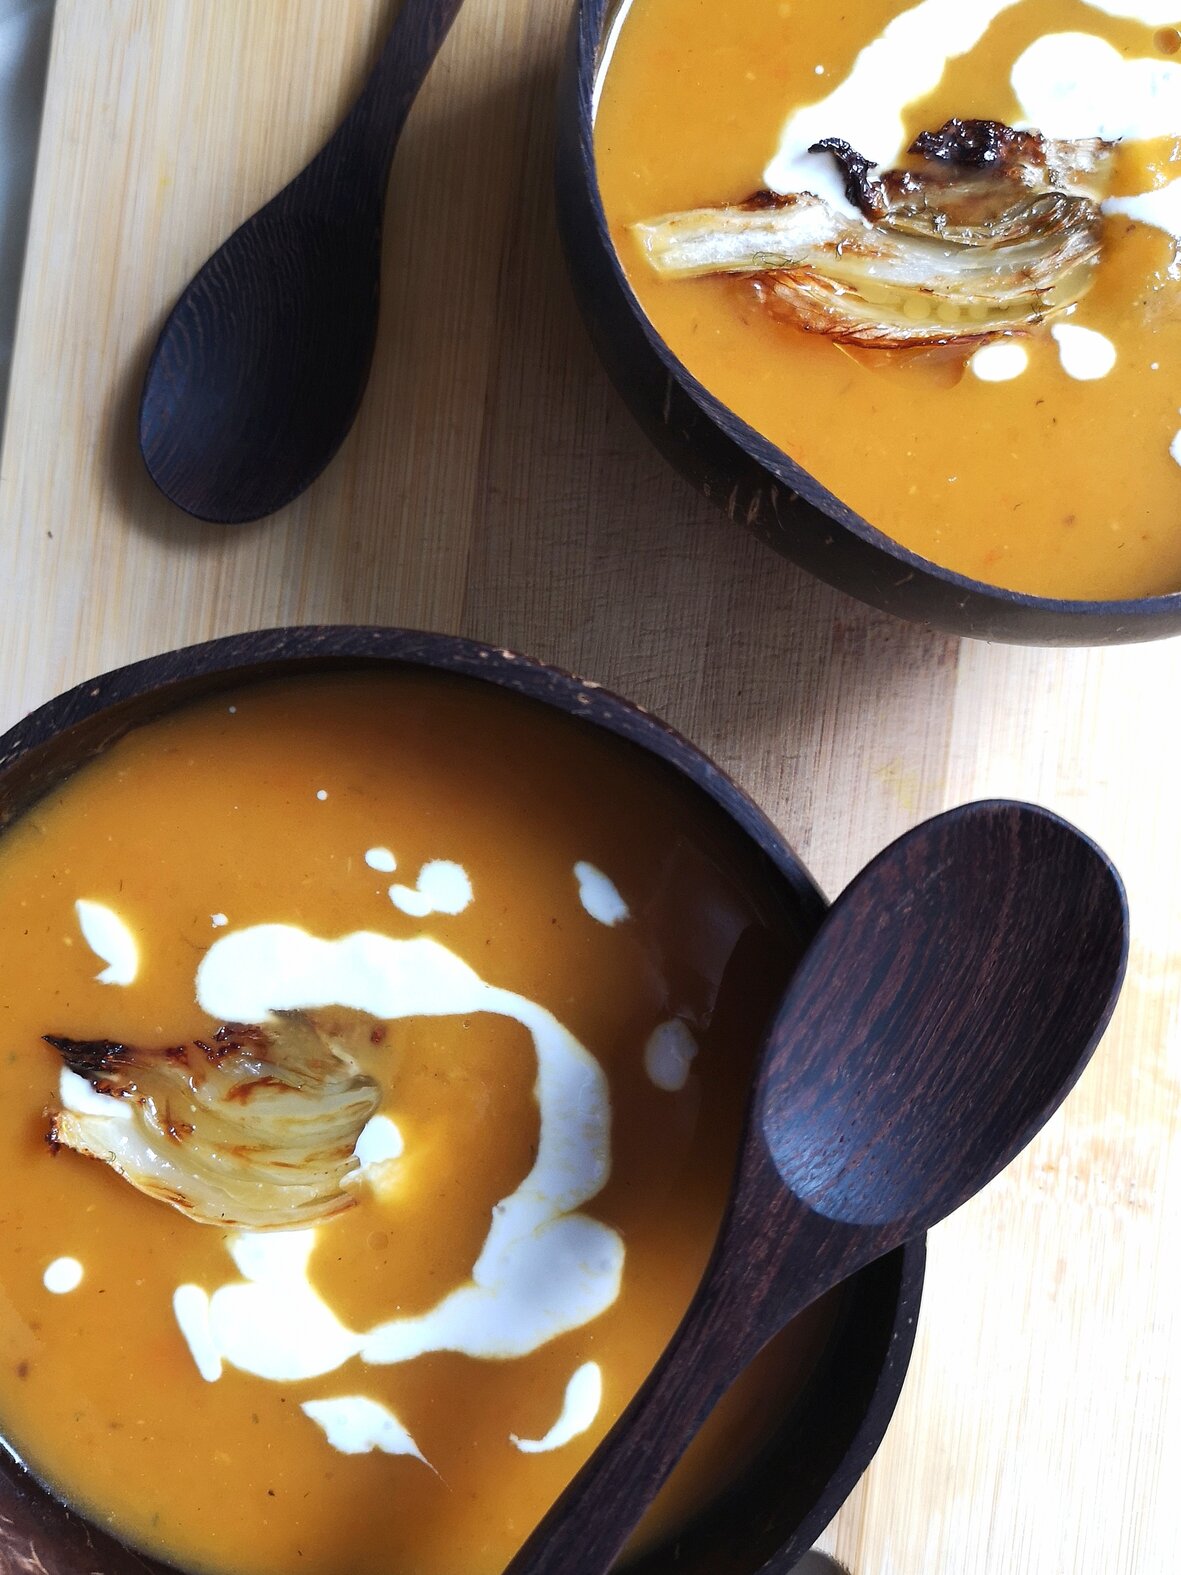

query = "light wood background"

[2,3,1179,1571]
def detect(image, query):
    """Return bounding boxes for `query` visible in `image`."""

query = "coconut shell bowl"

[555,0,1181,646]
[0,626,922,1575]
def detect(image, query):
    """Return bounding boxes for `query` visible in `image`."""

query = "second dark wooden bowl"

[556,0,1181,646]
[0,627,922,1575]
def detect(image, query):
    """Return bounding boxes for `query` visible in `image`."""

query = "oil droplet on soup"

[596,0,1181,599]
[0,672,834,1575]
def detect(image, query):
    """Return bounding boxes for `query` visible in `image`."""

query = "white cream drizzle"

[389,860,473,918]
[59,1066,131,1121]
[511,1362,603,1454]
[173,1285,222,1382]
[363,1213,622,1365]
[344,1113,405,1205]
[364,847,397,873]
[764,6,1181,244]
[1013,32,1181,144]
[179,926,624,1386]
[353,1112,404,1171]
[764,0,1028,212]
[211,912,228,928]
[574,862,630,926]
[1051,322,1118,379]
[1106,178,1181,238]
[643,1018,699,1092]
[1170,428,1181,467]
[75,899,138,985]
[43,1257,83,1294]
[301,1396,430,1466]
[969,341,1030,382]
[191,1231,363,1383]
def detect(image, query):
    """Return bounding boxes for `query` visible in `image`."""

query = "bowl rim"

[0,624,924,1575]
[0,626,822,933]
[574,0,1181,629]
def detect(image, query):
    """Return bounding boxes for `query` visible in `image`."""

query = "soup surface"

[596,0,1181,599]
[0,671,829,1575]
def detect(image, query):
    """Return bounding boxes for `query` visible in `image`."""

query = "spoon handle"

[324,0,467,182]
[505,1166,864,1575]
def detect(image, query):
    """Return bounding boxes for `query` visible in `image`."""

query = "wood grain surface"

[1,3,1179,1572]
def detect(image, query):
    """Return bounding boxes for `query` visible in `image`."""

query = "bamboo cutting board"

[2,3,1180,1571]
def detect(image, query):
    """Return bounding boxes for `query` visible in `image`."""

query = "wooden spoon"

[505,800,1128,1575]
[139,0,465,523]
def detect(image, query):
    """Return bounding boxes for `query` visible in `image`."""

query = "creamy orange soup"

[596,0,1181,599]
[0,671,829,1575]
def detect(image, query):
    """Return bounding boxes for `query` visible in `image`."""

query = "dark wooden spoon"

[138,0,465,523]
[506,800,1128,1575]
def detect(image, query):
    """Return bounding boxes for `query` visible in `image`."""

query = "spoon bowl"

[507,800,1128,1575]
[762,801,1125,1229]
[140,0,464,523]
[140,212,381,522]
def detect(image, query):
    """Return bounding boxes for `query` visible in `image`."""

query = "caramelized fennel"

[46,1014,381,1229]
[633,120,1115,347]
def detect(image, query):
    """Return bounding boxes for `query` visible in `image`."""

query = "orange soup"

[596,0,1181,599]
[0,670,829,1575]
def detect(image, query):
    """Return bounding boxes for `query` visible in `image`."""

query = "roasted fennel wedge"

[632,119,1115,347]
[45,1013,381,1229]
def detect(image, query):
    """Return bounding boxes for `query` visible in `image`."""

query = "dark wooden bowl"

[0,627,923,1575]
[556,0,1181,646]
